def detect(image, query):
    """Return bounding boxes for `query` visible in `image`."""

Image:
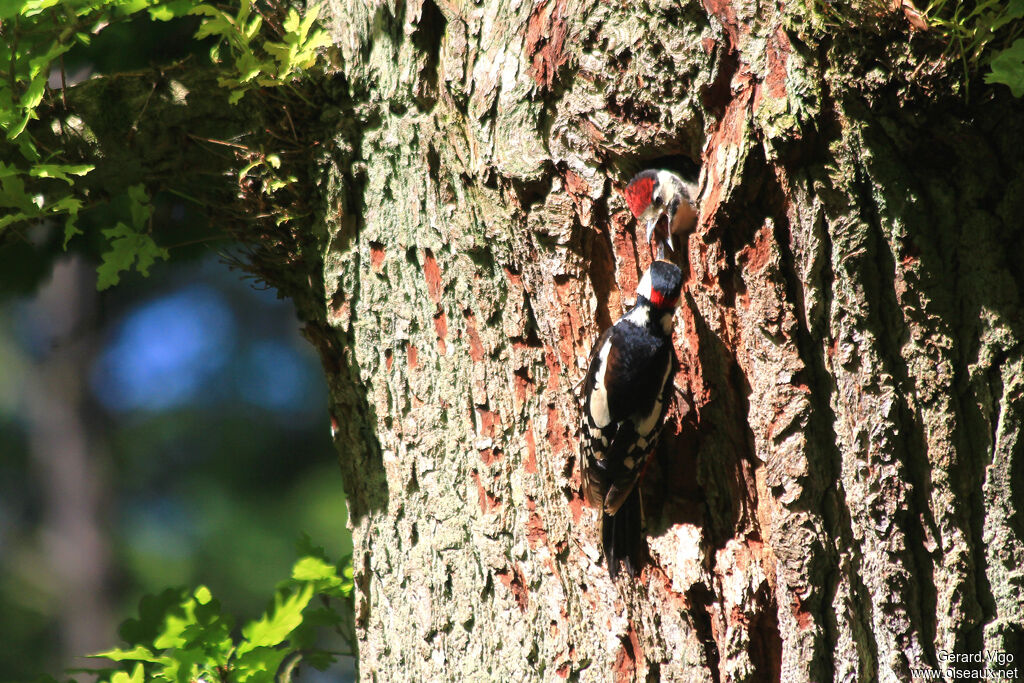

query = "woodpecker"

[581,260,683,578]
[624,169,698,257]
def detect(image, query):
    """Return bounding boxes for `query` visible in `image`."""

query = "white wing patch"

[632,358,672,437]
[589,342,613,428]
[636,269,653,302]
[623,305,650,328]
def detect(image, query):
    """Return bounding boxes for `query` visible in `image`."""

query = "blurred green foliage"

[926,0,1024,97]
[0,1,347,680]
[70,539,354,683]
[0,251,354,681]
[0,0,328,288]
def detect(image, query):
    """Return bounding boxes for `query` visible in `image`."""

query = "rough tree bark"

[60,0,1024,680]
[303,1,1024,680]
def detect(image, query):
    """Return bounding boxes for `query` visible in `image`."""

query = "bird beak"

[665,230,674,252]
[645,219,655,243]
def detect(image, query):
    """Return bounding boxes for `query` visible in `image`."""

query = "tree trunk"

[289,0,1024,680]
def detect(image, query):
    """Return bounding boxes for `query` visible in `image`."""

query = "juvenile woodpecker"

[581,260,683,578]
[624,169,698,257]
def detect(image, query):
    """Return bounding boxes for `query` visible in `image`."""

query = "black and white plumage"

[581,260,683,579]
[624,169,698,258]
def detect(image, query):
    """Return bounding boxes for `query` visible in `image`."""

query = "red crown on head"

[624,175,654,219]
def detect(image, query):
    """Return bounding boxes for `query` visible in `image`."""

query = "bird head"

[636,260,683,312]
[624,169,697,252]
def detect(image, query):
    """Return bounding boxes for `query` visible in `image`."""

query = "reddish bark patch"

[504,265,523,289]
[543,351,561,393]
[702,85,754,230]
[702,0,740,45]
[764,27,790,101]
[729,605,750,628]
[434,310,448,354]
[564,168,590,197]
[407,344,419,369]
[422,248,443,303]
[612,625,642,682]
[555,645,576,678]
[791,368,811,393]
[495,564,529,611]
[514,367,534,406]
[472,470,502,513]
[546,404,569,456]
[791,594,813,631]
[526,496,547,549]
[479,448,503,465]
[525,0,569,89]
[738,223,775,275]
[369,241,386,272]
[649,566,691,612]
[553,274,582,368]
[563,168,593,225]
[588,217,619,329]
[524,422,538,474]
[464,309,485,362]
[384,348,393,371]
[476,405,499,438]
[582,117,607,146]
[567,491,585,523]
[676,306,708,402]
[329,291,350,325]
[544,555,563,582]
[610,213,641,298]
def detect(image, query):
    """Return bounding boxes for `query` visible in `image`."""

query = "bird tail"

[602,486,644,579]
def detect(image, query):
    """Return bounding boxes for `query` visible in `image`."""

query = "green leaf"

[126,184,153,228]
[0,0,28,20]
[96,222,169,290]
[110,663,145,683]
[231,646,287,683]
[238,159,262,180]
[292,556,337,583]
[52,195,83,247]
[89,645,160,663]
[6,110,34,140]
[986,38,1024,97]
[194,585,213,605]
[148,0,194,21]
[30,163,94,184]
[119,588,188,647]
[298,4,322,42]
[244,14,262,40]
[0,171,33,211]
[239,584,314,652]
[282,7,300,35]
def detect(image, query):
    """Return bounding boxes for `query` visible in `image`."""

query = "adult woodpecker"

[624,169,698,257]
[581,260,683,578]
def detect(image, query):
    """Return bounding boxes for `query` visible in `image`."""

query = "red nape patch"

[624,176,653,219]
[647,290,678,310]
